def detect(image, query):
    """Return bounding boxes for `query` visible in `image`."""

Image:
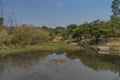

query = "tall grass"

[0,29,9,45]
[0,25,49,46]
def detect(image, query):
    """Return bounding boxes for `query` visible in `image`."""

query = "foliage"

[61,30,67,37]
[55,26,65,35]
[111,0,120,23]
[0,42,80,54]
[41,26,56,37]
[111,0,120,17]
[72,19,120,40]
[66,24,78,34]
[10,26,49,45]
[0,29,9,45]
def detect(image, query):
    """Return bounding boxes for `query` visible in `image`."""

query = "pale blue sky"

[3,0,113,27]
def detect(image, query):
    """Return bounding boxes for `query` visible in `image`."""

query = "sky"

[3,0,113,27]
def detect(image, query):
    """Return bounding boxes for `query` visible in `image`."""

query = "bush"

[11,26,49,45]
[0,29,10,45]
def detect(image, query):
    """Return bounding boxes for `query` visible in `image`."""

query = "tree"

[66,24,78,34]
[55,26,65,31]
[55,26,65,34]
[72,22,90,40]
[72,20,114,44]
[41,26,49,30]
[111,0,120,17]
[111,0,120,28]
[41,26,56,37]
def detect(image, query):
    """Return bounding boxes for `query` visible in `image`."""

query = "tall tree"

[111,0,120,18]
[111,0,120,26]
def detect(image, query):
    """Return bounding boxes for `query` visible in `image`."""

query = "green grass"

[0,42,80,55]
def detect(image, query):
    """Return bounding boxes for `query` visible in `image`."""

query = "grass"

[0,42,80,55]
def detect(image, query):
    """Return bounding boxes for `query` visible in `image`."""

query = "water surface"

[0,51,120,80]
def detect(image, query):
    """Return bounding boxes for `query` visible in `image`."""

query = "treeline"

[45,19,120,41]
[0,18,120,46]
[72,19,120,39]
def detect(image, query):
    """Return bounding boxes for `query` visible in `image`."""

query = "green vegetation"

[0,25,49,46]
[0,42,80,55]
[111,0,120,19]
[0,24,80,55]
[72,20,120,42]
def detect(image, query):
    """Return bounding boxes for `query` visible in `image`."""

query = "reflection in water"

[0,52,52,71]
[51,58,66,65]
[67,52,120,76]
[0,51,120,80]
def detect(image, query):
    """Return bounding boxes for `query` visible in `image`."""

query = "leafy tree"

[72,22,90,40]
[61,30,67,37]
[72,20,115,44]
[55,26,65,31]
[66,24,78,34]
[111,0,120,24]
[111,0,120,17]
[41,26,49,30]
[55,26,65,34]
[41,26,56,37]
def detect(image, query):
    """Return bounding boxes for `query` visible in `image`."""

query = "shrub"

[0,29,10,45]
[11,26,49,45]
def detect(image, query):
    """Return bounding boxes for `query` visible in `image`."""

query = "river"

[0,51,120,80]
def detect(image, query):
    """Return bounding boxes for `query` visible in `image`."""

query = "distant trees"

[71,19,120,44]
[55,26,65,34]
[55,26,65,31]
[66,24,78,34]
[72,22,88,38]
[41,26,56,38]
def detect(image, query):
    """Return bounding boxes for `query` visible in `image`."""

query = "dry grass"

[107,40,120,46]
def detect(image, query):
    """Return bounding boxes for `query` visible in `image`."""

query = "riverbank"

[89,40,120,56]
[0,42,80,56]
